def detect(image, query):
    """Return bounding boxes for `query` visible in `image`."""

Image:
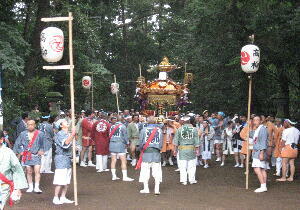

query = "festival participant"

[202,110,209,121]
[264,116,275,168]
[13,120,45,193]
[109,116,134,181]
[213,112,226,162]
[1,130,12,148]
[52,119,76,205]
[276,119,299,182]
[127,114,140,166]
[80,110,96,167]
[16,112,29,138]
[232,119,245,168]
[199,120,215,168]
[161,119,176,166]
[0,131,28,210]
[38,115,55,174]
[240,118,255,157]
[221,121,235,166]
[252,116,268,193]
[195,115,204,166]
[91,113,111,173]
[138,116,163,195]
[273,118,284,176]
[174,116,200,185]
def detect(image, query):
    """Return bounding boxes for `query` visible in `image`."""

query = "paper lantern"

[241,44,260,73]
[82,76,92,89]
[40,27,64,63]
[111,83,119,94]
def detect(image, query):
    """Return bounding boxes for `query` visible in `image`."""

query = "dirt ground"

[10,158,300,210]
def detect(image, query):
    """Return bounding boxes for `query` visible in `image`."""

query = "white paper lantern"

[82,76,92,89]
[241,44,260,73]
[40,27,64,62]
[111,83,119,94]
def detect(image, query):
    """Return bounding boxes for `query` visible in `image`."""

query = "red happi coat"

[91,119,111,155]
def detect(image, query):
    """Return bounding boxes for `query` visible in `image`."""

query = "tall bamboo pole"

[114,75,120,114]
[91,73,94,111]
[68,12,78,205]
[246,74,252,189]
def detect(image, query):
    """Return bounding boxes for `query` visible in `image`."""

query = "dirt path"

[11,158,300,210]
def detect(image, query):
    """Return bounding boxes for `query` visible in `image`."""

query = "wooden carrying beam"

[43,65,74,70]
[41,17,73,22]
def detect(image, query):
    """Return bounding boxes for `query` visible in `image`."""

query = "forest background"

[0,0,299,127]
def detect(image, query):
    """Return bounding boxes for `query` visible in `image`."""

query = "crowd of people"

[0,108,299,208]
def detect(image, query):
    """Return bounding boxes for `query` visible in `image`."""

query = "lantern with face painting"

[241,44,260,73]
[40,27,64,63]
[82,76,91,89]
[111,83,119,94]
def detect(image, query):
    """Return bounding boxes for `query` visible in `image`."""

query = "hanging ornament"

[82,76,92,89]
[40,27,64,63]
[111,83,119,94]
[241,44,260,73]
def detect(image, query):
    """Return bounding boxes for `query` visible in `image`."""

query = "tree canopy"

[0,0,299,126]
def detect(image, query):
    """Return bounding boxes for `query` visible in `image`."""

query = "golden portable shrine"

[135,57,193,117]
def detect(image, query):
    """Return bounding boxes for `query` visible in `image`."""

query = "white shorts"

[53,168,72,185]
[111,152,126,158]
[214,140,224,144]
[139,162,162,183]
[252,158,267,169]
[202,151,211,160]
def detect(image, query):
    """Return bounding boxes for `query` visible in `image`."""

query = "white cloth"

[252,158,267,169]
[178,158,197,183]
[40,148,52,173]
[53,168,72,185]
[110,152,126,158]
[139,162,162,183]
[96,155,108,171]
[281,127,300,145]
[214,139,223,144]
[253,125,263,142]
[201,151,211,160]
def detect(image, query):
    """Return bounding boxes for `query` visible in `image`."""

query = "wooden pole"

[246,74,253,189]
[114,75,120,114]
[68,12,78,205]
[91,73,94,111]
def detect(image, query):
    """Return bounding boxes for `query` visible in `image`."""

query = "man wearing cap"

[276,119,299,182]
[202,110,209,121]
[38,115,54,173]
[174,116,200,185]
[109,116,134,181]
[91,113,111,173]
[80,110,96,167]
[127,114,140,167]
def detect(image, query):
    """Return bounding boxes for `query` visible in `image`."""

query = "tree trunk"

[24,0,50,78]
[277,72,290,118]
[23,0,33,41]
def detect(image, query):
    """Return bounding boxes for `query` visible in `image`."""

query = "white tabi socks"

[111,169,120,180]
[102,155,109,171]
[140,182,150,194]
[154,180,160,195]
[122,170,134,181]
[26,183,34,193]
[96,155,103,172]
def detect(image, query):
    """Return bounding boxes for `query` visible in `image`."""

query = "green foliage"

[1,0,299,129]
